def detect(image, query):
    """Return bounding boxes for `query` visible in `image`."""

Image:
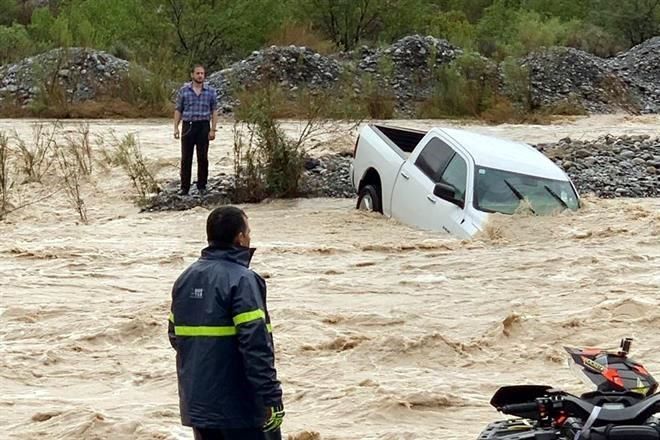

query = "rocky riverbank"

[0,48,131,107]
[538,135,660,198]
[143,134,659,212]
[2,36,660,116]
[142,153,354,212]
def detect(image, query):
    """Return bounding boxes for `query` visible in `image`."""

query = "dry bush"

[0,123,100,222]
[480,96,522,124]
[111,134,160,204]
[64,122,94,175]
[545,95,588,116]
[362,77,395,119]
[0,101,33,118]
[0,128,64,220]
[14,122,58,183]
[598,74,639,112]
[54,141,88,223]
[0,131,12,219]
[23,98,173,119]
[232,122,267,203]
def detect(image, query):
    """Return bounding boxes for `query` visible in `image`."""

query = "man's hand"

[208,129,216,141]
[262,403,285,432]
[174,129,180,140]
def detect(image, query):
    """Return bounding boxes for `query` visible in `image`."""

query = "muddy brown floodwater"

[0,115,659,440]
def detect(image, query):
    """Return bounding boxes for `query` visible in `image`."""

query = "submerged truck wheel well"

[359,168,382,194]
[357,168,383,213]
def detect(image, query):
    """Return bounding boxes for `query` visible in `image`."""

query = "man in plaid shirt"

[174,65,219,196]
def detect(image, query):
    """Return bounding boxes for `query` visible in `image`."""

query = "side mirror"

[433,182,464,208]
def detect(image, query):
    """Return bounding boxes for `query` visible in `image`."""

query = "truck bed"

[371,125,427,157]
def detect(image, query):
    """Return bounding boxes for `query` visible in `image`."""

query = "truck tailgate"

[353,125,426,216]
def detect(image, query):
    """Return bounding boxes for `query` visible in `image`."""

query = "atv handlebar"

[501,402,538,414]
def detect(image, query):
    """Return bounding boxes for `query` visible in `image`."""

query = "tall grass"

[65,122,94,176]
[14,122,58,183]
[111,134,160,205]
[116,66,175,117]
[0,132,11,219]
[267,21,336,54]
[54,141,88,223]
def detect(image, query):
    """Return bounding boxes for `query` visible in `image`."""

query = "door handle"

[426,195,436,204]
[400,171,410,180]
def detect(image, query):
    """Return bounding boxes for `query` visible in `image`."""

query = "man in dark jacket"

[168,206,284,440]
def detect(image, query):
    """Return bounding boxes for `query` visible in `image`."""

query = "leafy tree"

[157,0,284,70]
[0,0,18,26]
[523,0,590,20]
[591,0,660,46]
[428,0,496,22]
[477,1,573,58]
[295,0,431,52]
[425,10,477,50]
[0,23,33,64]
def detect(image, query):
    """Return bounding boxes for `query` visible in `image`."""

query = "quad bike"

[478,338,660,440]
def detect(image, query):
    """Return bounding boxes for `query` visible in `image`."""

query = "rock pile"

[355,35,462,113]
[207,45,343,113]
[536,135,660,198]
[609,37,660,114]
[205,35,462,115]
[299,154,354,198]
[2,36,660,115]
[522,47,634,113]
[142,174,235,212]
[142,153,354,212]
[0,48,130,106]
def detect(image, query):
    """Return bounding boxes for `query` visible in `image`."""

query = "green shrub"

[0,24,34,64]
[418,52,497,118]
[234,86,337,201]
[112,134,160,204]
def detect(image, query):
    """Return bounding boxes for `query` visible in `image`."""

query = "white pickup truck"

[350,124,580,238]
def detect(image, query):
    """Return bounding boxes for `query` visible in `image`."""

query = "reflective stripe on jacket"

[168,246,282,429]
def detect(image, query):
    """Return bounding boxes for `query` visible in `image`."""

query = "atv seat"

[590,425,659,440]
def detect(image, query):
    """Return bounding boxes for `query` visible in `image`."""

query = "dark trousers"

[192,427,282,440]
[180,120,210,192]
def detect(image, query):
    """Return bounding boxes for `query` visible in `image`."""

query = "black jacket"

[168,246,282,429]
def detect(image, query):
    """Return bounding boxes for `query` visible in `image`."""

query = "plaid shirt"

[175,82,218,121]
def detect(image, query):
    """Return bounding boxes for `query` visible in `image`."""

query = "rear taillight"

[353,135,360,157]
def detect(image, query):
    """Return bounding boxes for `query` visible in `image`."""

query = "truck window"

[440,154,468,202]
[414,138,454,181]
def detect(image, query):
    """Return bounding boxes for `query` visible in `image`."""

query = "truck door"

[433,152,469,237]
[391,137,468,236]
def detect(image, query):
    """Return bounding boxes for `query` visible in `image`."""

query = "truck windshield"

[474,166,579,215]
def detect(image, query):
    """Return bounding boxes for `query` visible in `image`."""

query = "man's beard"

[193,78,204,84]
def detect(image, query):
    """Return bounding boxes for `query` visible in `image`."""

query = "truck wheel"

[357,185,382,213]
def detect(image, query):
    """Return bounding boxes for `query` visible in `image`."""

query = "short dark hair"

[191,64,205,73]
[207,206,247,247]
